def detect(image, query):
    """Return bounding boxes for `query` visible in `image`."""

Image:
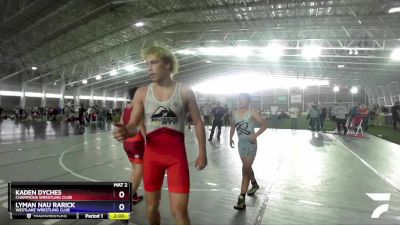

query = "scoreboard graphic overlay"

[8,182,131,220]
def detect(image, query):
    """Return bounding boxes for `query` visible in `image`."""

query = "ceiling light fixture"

[388,7,400,13]
[333,86,339,92]
[124,65,137,72]
[300,85,307,90]
[391,48,400,60]
[262,44,284,61]
[351,86,358,94]
[135,22,145,27]
[302,46,321,59]
[192,72,328,94]
[110,69,118,76]
[176,49,196,55]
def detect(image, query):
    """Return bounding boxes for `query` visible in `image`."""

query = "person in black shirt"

[78,104,85,129]
[320,107,327,130]
[208,102,226,141]
[224,104,230,127]
[392,102,400,130]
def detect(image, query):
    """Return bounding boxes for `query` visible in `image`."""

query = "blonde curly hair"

[141,45,179,77]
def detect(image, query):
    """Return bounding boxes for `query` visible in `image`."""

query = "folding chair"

[347,116,364,136]
[333,120,346,135]
[90,112,98,124]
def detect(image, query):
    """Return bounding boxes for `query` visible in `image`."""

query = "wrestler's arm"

[182,86,207,170]
[113,86,146,141]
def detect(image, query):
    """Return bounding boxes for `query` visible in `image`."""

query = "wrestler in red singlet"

[122,106,144,164]
[143,83,189,193]
[120,87,145,204]
[113,45,207,225]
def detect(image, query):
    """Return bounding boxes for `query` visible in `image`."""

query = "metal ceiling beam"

[0,0,36,25]
[105,66,231,92]
[11,24,176,83]
[142,0,398,22]
[89,57,400,91]
[3,0,400,91]
[0,0,73,44]
[5,1,131,58]
[0,68,28,81]
[83,55,198,89]
[92,60,212,91]
[9,0,400,66]
[9,16,398,82]
[160,17,400,35]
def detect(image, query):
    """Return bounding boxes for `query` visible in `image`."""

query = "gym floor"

[0,120,399,225]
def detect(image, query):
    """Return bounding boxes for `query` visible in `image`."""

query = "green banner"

[276,96,287,103]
